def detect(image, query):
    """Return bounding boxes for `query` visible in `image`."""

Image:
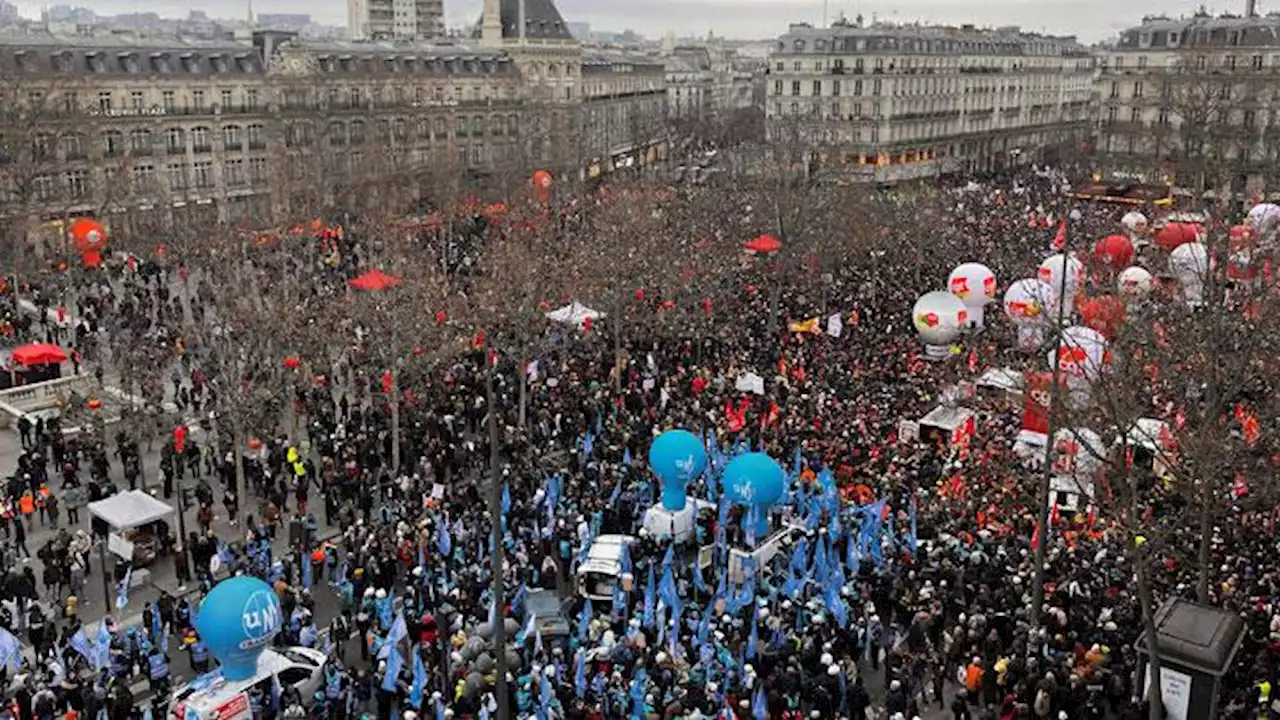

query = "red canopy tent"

[11,343,68,365]
[348,269,402,291]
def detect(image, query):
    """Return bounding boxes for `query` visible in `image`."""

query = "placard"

[1142,665,1191,720]
[107,533,135,560]
[897,420,920,444]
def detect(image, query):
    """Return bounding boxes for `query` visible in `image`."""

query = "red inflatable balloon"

[1079,296,1127,339]
[1094,235,1134,270]
[1154,222,1201,251]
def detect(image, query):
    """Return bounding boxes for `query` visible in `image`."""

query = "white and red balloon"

[912,291,967,359]
[1003,278,1050,350]
[1168,242,1209,306]
[948,262,997,329]
[1037,253,1084,319]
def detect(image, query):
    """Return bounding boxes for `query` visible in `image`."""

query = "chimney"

[1247,0,1258,15]
[481,0,501,45]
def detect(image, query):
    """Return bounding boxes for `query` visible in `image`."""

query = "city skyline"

[4,0,1247,41]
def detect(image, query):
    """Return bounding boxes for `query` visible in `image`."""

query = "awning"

[88,490,175,530]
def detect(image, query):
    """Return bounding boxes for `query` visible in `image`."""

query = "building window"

[1196,55,1206,71]
[249,157,267,183]
[1137,56,1147,69]
[223,125,241,149]
[1130,108,1141,124]
[61,92,79,114]
[166,128,185,153]
[1133,81,1143,97]
[64,170,87,198]
[247,124,264,149]
[220,89,233,109]
[773,79,782,95]
[225,158,244,186]
[854,80,863,96]
[130,91,144,110]
[33,175,53,200]
[97,91,112,112]
[329,122,346,146]
[791,81,801,95]
[832,80,841,96]
[1253,55,1264,70]
[167,163,186,191]
[192,161,212,188]
[246,88,259,109]
[62,134,84,160]
[130,129,152,154]
[812,80,822,95]
[102,131,123,157]
[162,91,175,110]
[350,120,366,145]
[1158,109,1170,125]
[872,79,882,96]
[191,90,205,110]
[131,164,155,191]
[191,127,211,152]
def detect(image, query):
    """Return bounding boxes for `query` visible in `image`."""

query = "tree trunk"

[484,354,511,720]
[1195,489,1212,603]
[1131,473,1165,720]
[613,309,624,392]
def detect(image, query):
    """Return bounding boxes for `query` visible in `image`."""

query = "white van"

[575,534,637,601]
[169,647,328,720]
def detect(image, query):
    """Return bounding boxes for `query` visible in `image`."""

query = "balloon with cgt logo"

[648,429,707,512]
[911,291,967,361]
[195,576,283,680]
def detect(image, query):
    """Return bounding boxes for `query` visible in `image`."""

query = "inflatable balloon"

[722,452,785,538]
[1002,278,1049,350]
[1120,211,1148,237]
[1154,222,1202,252]
[69,218,108,268]
[1078,296,1126,339]
[1048,326,1109,382]
[1228,227,1258,283]
[1051,428,1106,478]
[911,291,967,359]
[648,429,707,512]
[194,576,283,681]
[1117,266,1153,300]
[947,262,997,328]
[1094,235,1134,270]
[1037,254,1084,318]
[1247,202,1280,236]
[1169,242,1209,305]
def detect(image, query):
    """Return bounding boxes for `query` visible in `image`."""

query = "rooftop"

[1116,13,1280,49]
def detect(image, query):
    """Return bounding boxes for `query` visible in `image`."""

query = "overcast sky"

[13,0,1221,43]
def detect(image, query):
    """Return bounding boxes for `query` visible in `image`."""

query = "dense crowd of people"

[0,167,1275,720]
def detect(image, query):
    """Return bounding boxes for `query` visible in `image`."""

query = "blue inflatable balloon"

[195,576,283,680]
[723,452,785,505]
[723,452,786,539]
[648,429,707,512]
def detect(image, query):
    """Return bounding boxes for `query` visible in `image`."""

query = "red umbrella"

[11,343,68,365]
[744,234,783,255]
[348,269,402,291]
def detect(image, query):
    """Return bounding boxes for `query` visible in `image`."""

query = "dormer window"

[14,50,36,73]
[51,51,73,72]
[86,51,105,73]
[119,53,140,73]
[339,55,353,71]
[210,54,228,73]
[181,53,201,73]
[152,53,171,73]
[794,39,805,51]
[236,54,257,73]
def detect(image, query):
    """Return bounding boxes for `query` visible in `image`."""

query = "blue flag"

[378,612,407,660]
[434,694,446,720]
[752,684,767,720]
[574,649,587,698]
[577,598,593,643]
[438,515,452,556]
[0,627,21,672]
[582,431,594,458]
[908,492,919,557]
[501,483,511,516]
[301,549,313,590]
[746,609,759,660]
[381,648,403,692]
[115,566,133,610]
[609,476,623,508]
[623,447,632,466]
[409,650,427,708]
[376,592,394,629]
[643,565,656,629]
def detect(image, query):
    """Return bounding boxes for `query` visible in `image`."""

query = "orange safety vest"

[18,495,34,515]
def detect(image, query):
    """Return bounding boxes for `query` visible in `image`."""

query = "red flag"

[381,370,393,394]
[1049,503,1060,529]
[1051,220,1067,251]
[701,297,713,315]
[967,350,978,374]
[174,425,188,454]
[1086,505,1096,530]
[1030,520,1041,550]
